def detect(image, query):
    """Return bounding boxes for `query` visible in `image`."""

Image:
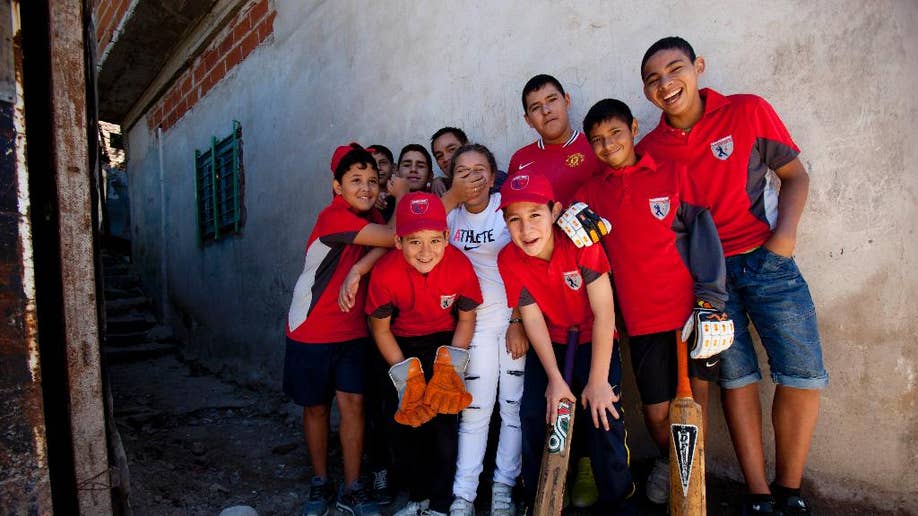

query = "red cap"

[396,192,448,237]
[497,171,556,210]
[330,142,361,175]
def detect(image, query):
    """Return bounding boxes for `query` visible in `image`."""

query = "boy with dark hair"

[430,127,507,196]
[496,172,636,515]
[366,192,483,516]
[507,74,603,206]
[575,98,733,505]
[636,36,828,515]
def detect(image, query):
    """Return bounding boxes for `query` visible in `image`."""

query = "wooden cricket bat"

[670,331,706,515]
[533,328,579,516]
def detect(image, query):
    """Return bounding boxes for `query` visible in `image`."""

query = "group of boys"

[284,35,826,516]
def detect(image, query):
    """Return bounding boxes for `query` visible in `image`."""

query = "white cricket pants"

[452,308,525,502]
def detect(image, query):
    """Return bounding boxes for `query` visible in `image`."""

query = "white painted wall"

[125,0,918,508]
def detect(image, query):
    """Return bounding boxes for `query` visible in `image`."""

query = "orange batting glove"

[423,346,473,414]
[388,357,436,427]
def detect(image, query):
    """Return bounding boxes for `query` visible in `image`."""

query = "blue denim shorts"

[719,247,828,390]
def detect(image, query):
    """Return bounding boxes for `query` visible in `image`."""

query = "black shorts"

[628,329,721,405]
[282,336,368,407]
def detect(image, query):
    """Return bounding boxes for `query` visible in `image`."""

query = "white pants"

[452,308,525,502]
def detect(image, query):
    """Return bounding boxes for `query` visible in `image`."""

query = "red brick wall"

[94,0,132,56]
[147,0,276,131]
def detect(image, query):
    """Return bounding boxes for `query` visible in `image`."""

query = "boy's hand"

[423,346,472,414]
[450,166,487,203]
[388,357,436,427]
[430,177,449,196]
[337,267,362,312]
[545,377,576,425]
[374,191,388,211]
[581,379,621,430]
[682,300,735,359]
[505,322,530,359]
[557,202,611,248]
[388,176,409,200]
[763,232,795,258]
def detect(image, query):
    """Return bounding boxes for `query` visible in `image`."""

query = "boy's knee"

[336,391,364,414]
[304,404,330,419]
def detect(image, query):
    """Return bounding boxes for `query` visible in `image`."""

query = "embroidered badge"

[565,153,585,168]
[562,270,582,291]
[510,174,530,190]
[649,196,670,220]
[409,197,429,214]
[440,294,457,310]
[710,135,733,160]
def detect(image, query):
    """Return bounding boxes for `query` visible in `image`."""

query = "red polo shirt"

[366,245,482,337]
[286,195,384,344]
[497,227,610,345]
[575,153,725,336]
[636,88,800,256]
[507,130,603,206]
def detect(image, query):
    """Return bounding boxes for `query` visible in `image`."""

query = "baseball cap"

[396,192,448,237]
[497,171,556,211]
[330,142,361,174]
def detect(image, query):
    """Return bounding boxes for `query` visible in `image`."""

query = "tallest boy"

[636,37,828,514]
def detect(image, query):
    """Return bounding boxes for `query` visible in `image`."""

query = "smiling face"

[396,229,449,274]
[398,150,431,191]
[587,117,639,169]
[333,163,379,212]
[641,48,706,129]
[452,150,494,212]
[432,133,464,177]
[503,201,561,261]
[523,84,573,145]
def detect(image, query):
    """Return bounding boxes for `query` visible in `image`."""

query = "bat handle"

[563,327,579,384]
[675,330,693,399]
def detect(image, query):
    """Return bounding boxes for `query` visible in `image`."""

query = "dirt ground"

[109,353,901,515]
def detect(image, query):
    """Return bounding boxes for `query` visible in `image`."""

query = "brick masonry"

[93,0,131,56]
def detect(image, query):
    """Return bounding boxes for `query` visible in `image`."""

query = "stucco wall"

[125,0,918,509]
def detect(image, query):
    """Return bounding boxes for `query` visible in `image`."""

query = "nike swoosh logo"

[518,161,535,170]
[706,359,720,368]
[463,245,480,251]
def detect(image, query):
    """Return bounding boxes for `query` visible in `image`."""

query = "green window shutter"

[195,121,244,243]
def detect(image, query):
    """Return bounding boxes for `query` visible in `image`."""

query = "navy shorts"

[719,247,828,390]
[629,329,721,405]
[282,336,368,407]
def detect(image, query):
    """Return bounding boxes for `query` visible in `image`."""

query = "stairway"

[102,250,178,361]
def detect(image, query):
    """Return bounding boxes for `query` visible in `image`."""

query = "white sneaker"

[420,510,447,516]
[646,458,670,504]
[490,482,516,516]
[449,497,475,516]
[394,499,429,516]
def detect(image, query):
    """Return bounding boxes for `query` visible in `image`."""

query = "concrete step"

[103,342,176,363]
[105,296,150,314]
[104,286,146,300]
[107,313,157,335]
[104,273,143,291]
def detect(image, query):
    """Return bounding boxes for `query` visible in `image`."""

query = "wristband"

[508,317,523,324]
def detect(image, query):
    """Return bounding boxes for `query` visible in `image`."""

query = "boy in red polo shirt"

[637,36,828,515]
[366,192,483,516]
[496,173,635,515]
[572,98,732,505]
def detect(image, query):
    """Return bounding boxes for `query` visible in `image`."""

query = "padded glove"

[681,300,735,359]
[422,346,472,414]
[388,357,436,427]
[557,202,611,248]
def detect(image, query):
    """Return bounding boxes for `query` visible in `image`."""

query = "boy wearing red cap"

[496,173,636,515]
[366,192,483,516]
[284,144,405,516]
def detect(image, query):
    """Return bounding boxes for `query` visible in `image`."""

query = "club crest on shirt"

[710,135,734,160]
[649,196,670,220]
[409,198,430,214]
[565,153,585,168]
[562,270,582,291]
[440,294,457,310]
[510,174,530,190]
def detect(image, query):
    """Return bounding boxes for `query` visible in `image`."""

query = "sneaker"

[742,495,779,515]
[336,481,381,516]
[490,482,516,516]
[779,495,812,514]
[302,476,334,516]
[449,497,475,516]
[645,457,670,504]
[420,510,448,516]
[370,469,392,505]
[570,457,598,508]
[393,499,430,516]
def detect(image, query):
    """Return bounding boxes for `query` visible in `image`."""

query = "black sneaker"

[370,468,392,505]
[742,496,779,515]
[337,481,381,516]
[302,476,334,516]
[778,494,811,514]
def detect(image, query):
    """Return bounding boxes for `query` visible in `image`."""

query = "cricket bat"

[670,331,706,515]
[533,328,579,516]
